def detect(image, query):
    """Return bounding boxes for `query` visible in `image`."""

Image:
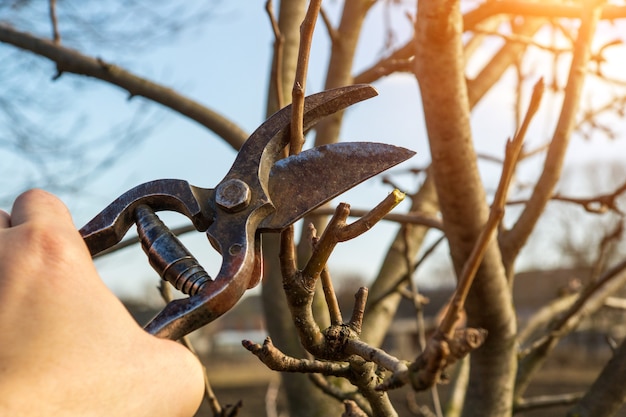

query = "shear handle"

[144,203,267,340]
[80,179,213,256]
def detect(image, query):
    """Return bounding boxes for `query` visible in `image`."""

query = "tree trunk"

[414,2,517,416]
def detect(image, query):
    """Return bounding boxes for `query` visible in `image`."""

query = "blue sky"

[2,2,626,301]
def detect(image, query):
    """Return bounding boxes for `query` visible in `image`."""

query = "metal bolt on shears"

[80,84,415,340]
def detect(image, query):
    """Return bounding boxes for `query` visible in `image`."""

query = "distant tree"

[2,1,626,417]
[547,159,626,274]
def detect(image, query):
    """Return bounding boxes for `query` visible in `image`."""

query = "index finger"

[10,189,74,228]
[0,210,9,228]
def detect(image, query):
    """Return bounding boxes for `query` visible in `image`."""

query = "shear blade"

[260,142,415,231]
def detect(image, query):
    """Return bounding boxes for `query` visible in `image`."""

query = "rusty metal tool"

[80,84,414,340]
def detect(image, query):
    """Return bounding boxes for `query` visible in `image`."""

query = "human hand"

[0,190,204,416]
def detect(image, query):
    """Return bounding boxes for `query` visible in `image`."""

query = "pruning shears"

[80,84,414,340]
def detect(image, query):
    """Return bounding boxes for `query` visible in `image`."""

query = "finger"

[11,189,74,227]
[0,210,9,228]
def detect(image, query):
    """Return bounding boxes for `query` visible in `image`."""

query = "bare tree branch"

[441,79,543,335]
[0,24,248,151]
[312,207,443,230]
[506,179,626,215]
[353,41,413,85]
[500,0,605,267]
[242,336,351,375]
[552,182,626,215]
[289,0,321,155]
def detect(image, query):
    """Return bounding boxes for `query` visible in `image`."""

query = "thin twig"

[303,191,405,280]
[321,267,343,326]
[301,203,350,282]
[439,78,544,336]
[523,257,626,358]
[319,7,338,43]
[344,339,407,375]
[377,79,544,394]
[313,207,443,230]
[243,337,351,375]
[49,0,60,43]
[279,224,298,278]
[353,41,414,85]
[403,228,427,352]
[552,182,626,214]
[506,180,626,215]
[290,0,322,155]
[337,190,407,242]
[413,235,446,273]
[514,57,523,134]
[348,287,368,335]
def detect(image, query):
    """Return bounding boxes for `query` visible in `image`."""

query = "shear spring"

[135,204,211,296]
